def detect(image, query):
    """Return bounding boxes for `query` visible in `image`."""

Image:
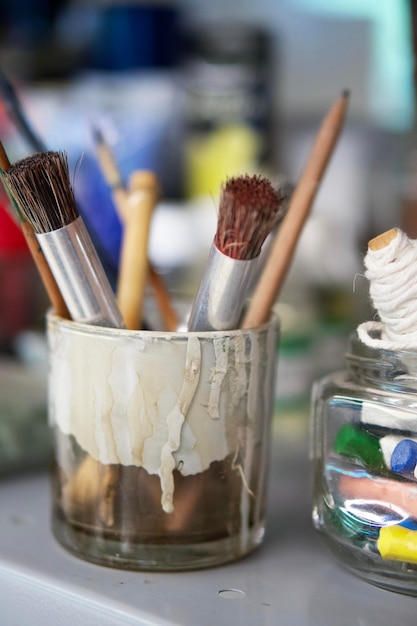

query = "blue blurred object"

[68,110,174,283]
[88,3,180,71]
[70,152,122,284]
[1,0,66,46]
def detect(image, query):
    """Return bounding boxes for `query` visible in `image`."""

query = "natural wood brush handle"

[117,171,160,330]
[21,222,70,318]
[92,134,178,331]
[94,138,127,221]
[242,91,349,329]
[126,174,178,331]
[148,264,179,332]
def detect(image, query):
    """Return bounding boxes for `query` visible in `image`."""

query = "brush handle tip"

[128,170,160,195]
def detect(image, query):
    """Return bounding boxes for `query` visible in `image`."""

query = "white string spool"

[358,228,417,350]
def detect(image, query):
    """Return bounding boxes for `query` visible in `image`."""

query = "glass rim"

[46,310,280,341]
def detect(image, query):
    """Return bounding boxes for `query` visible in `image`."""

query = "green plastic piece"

[334,423,385,470]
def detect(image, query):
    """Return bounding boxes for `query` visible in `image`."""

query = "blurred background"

[0,0,416,471]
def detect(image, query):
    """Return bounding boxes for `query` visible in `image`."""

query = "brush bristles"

[214,174,288,261]
[2,151,78,234]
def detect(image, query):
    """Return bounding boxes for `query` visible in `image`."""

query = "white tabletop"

[1,416,417,626]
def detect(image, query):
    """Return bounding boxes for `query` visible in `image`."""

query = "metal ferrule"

[37,216,124,328]
[187,244,258,332]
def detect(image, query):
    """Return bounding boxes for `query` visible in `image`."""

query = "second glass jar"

[311,330,417,595]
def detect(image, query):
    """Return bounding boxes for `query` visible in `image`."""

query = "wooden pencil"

[242,90,350,328]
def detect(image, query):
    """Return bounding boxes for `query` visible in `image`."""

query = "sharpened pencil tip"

[342,89,350,99]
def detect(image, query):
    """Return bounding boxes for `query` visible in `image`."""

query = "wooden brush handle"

[94,140,178,331]
[117,171,160,330]
[116,175,178,331]
[117,171,178,331]
[147,264,178,332]
[96,143,123,190]
[21,222,70,318]
[0,142,10,170]
[242,91,349,329]
[95,142,127,220]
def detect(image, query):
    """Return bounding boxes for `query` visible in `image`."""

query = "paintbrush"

[2,151,124,328]
[242,90,349,328]
[92,126,178,331]
[187,174,287,332]
[0,84,118,289]
[117,170,159,329]
[0,69,46,153]
[2,149,125,529]
[0,142,70,318]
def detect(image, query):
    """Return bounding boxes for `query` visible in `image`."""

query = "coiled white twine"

[357,228,417,350]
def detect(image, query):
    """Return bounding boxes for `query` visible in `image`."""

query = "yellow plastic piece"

[377,525,417,563]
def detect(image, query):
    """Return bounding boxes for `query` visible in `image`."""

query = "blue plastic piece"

[390,439,417,478]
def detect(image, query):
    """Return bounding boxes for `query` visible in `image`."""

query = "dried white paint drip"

[238,334,257,550]
[159,336,201,513]
[233,333,248,399]
[358,229,417,350]
[206,337,229,419]
[254,321,277,525]
[47,315,279,514]
[237,434,254,552]
[247,334,260,423]
[264,321,277,423]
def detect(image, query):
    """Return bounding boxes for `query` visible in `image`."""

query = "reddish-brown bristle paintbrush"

[187,174,288,331]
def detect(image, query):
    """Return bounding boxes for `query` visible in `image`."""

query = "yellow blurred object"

[377,525,417,563]
[185,124,261,199]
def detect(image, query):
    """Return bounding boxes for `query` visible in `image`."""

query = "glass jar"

[311,330,417,595]
[48,313,279,571]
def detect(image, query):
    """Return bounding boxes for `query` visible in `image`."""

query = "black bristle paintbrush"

[2,151,124,328]
[0,141,70,318]
[187,174,288,331]
[0,74,119,289]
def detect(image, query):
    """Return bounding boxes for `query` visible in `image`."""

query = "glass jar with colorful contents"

[311,329,417,595]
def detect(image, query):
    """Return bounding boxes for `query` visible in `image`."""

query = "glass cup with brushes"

[1,88,348,570]
[2,151,284,570]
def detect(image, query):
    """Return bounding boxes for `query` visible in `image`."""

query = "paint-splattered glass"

[49,313,279,570]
